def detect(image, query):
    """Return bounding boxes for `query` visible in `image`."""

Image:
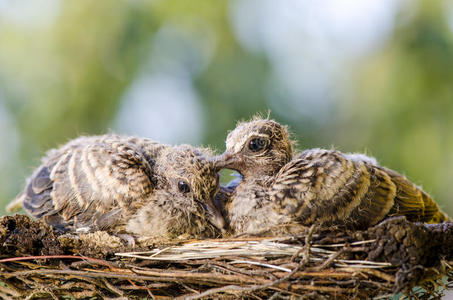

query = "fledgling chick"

[10,134,225,242]
[214,118,450,235]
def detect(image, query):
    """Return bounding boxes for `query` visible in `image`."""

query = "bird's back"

[19,135,163,232]
[271,149,449,229]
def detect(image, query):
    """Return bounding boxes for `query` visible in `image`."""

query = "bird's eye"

[178,180,191,193]
[248,138,267,152]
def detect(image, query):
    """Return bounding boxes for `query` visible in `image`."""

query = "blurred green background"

[0,0,452,218]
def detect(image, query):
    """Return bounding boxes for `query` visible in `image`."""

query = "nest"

[0,215,452,299]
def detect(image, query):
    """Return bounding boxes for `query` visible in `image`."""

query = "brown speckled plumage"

[214,118,450,235]
[13,134,225,241]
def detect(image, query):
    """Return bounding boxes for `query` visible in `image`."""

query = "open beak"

[211,151,241,172]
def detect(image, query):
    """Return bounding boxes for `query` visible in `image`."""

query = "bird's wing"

[270,149,397,228]
[382,167,450,223]
[344,152,450,222]
[22,138,156,231]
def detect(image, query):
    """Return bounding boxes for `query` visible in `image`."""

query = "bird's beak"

[205,201,226,232]
[211,151,241,172]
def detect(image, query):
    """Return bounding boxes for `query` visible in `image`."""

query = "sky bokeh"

[0,0,452,218]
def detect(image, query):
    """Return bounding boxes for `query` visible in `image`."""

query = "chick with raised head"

[214,118,450,235]
[10,134,225,242]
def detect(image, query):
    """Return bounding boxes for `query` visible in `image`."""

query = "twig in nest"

[127,279,155,299]
[291,224,316,263]
[179,283,200,295]
[312,240,375,248]
[180,225,318,300]
[0,255,118,270]
[0,284,21,298]
[101,279,125,297]
[314,243,350,271]
[303,224,316,264]
[228,260,291,272]
[0,285,17,300]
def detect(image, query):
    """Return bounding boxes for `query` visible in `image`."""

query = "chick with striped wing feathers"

[9,135,225,242]
[214,118,450,235]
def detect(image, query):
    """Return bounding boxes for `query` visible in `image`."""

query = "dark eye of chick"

[178,180,191,193]
[248,138,267,152]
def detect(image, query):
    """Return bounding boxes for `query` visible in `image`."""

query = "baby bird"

[214,118,450,235]
[11,134,225,241]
